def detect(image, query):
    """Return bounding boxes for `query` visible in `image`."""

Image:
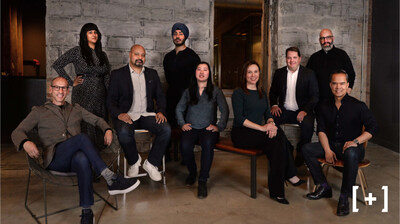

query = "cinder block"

[97,3,128,19]
[107,37,134,49]
[47,2,81,16]
[295,3,314,14]
[110,0,141,5]
[315,3,332,16]
[184,0,210,11]
[150,8,173,21]
[279,30,307,45]
[102,21,142,37]
[144,51,163,67]
[47,17,71,32]
[82,2,97,16]
[191,39,209,53]
[134,37,155,50]
[174,10,209,23]
[155,38,174,51]
[187,23,209,39]
[331,4,342,16]
[128,7,152,20]
[144,0,182,8]
[279,2,294,14]
[47,31,76,46]
[143,22,171,36]
[105,50,126,64]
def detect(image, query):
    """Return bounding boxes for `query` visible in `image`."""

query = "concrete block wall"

[46,0,214,93]
[273,0,369,101]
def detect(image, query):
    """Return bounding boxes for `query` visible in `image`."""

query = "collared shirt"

[283,67,299,111]
[127,65,155,122]
[316,94,377,143]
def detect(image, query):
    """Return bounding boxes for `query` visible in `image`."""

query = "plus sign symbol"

[364,193,377,205]
[352,186,388,212]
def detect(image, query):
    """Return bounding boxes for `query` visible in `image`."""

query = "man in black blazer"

[269,47,319,165]
[107,44,171,182]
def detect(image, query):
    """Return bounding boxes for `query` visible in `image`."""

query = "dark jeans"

[114,116,171,166]
[231,126,286,198]
[180,128,219,182]
[273,108,314,152]
[302,142,365,195]
[47,134,107,208]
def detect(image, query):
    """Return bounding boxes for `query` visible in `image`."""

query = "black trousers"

[231,126,286,198]
[273,108,315,152]
[302,142,365,195]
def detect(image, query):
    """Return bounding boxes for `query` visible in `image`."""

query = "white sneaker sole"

[108,180,140,195]
[143,165,162,181]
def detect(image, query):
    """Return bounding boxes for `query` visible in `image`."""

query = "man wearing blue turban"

[163,22,201,128]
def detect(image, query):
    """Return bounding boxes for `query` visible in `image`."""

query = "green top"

[232,88,272,127]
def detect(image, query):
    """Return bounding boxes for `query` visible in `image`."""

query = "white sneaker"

[143,159,162,181]
[127,155,141,177]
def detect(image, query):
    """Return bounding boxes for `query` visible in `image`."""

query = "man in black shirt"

[163,23,201,128]
[303,70,377,216]
[307,29,356,101]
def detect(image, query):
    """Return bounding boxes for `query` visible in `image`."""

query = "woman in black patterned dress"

[52,23,110,150]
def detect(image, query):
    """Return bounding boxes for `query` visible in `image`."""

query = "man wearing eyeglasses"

[12,77,140,223]
[307,29,356,101]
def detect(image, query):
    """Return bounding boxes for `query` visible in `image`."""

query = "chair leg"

[162,155,166,185]
[25,169,41,224]
[358,169,368,206]
[250,155,257,199]
[43,178,48,224]
[360,169,368,189]
[124,157,127,178]
[93,190,118,210]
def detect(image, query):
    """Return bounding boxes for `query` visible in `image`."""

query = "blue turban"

[171,23,189,39]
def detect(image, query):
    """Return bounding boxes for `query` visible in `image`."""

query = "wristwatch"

[353,139,360,145]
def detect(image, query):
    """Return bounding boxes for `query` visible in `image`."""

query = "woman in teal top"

[231,60,301,204]
[176,62,229,199]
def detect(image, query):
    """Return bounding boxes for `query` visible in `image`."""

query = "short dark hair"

[285,47,301,57]
[329,69,349,82]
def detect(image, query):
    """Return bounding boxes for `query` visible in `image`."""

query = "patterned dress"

[52,46,111,150]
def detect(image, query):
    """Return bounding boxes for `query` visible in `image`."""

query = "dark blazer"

[269,65,319,114]
[107,65,167,119]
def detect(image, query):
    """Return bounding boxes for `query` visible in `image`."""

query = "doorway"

[214,2,263,90]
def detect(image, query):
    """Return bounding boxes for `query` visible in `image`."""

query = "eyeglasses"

[319,36,333,41]
[51,85,68,91]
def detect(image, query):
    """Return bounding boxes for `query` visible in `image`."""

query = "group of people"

[11,22,377,223]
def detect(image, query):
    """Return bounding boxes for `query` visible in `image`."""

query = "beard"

[134,59,144,67]
[321,41,333,52]
[173,38,185,47]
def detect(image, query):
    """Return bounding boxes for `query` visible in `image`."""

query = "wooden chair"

[313,140,370,206]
